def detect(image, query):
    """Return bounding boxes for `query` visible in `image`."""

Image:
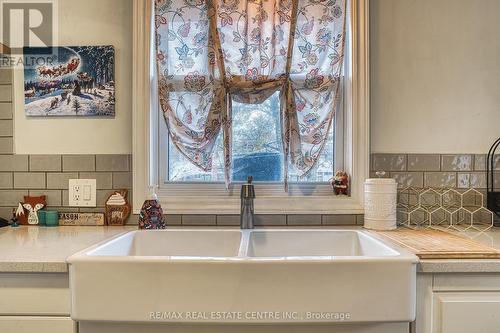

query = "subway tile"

[0,190,28,206]
[45,207,75,213]
[369,171,390,178]
[407,154,440,171]
[28,190,62,207]
[441,154,473,171]
[0,85,11,102]
[62,190,69,206]
[322,214,357,225]
[493,156,500,171]
[62,155,95,171]
[46,172,78,189]
[391,172,424,188]
[216,214,239,226]
[166,214,182,226]
[96,190,117,207]
[254,214,286,226]
[476,154,500,171]
[372,154,406,172]
[287,214,322,226]
[78,207,105,213]
[13,172,46,189]
[0,207,13,220]
[424,172,457,188]
[457,173,470,189]
[475,154,486,171]
[0,137,13,153]
[29,155,62,172]
[0,103,12,119]
[96,155,130,172]
[112,172,132,189]
[0,155,29,171]
[0,172,12,188]
[470,173,487,189]
[79,172,112,189]
[0,120,13,137]
[125,214,139,225]
[0,69,12,84]
[182,214,216,226]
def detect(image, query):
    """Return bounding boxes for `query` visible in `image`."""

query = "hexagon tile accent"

[397,187,494,231]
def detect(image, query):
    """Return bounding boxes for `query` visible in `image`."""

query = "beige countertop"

[0,225,133,273]
[2,225,500,274]
[417,227,500,273]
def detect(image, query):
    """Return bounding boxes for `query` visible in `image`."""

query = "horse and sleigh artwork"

[23,46,115,117]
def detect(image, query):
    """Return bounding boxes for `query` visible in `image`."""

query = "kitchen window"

[158,83,341,184]
[132,0,369,214]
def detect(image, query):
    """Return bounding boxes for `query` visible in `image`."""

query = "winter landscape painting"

[24,46,115,117]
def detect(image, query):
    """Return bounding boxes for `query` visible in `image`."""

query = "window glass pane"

[232,92,283,182]
[168,134,224,182]
[167,91,334,183]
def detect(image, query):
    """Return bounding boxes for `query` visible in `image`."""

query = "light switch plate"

[69,179,97,207]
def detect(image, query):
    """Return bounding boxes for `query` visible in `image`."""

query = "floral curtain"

[155,0,346,187]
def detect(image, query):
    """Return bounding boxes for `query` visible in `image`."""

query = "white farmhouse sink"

[247,230,399,257]
[68,229,417,324]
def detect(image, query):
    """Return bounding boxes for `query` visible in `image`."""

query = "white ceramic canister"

[364,178,397,230]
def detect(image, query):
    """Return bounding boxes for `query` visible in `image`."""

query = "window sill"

[156,194,364,215]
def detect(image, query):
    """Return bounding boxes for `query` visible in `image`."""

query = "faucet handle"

[247,176,253,184]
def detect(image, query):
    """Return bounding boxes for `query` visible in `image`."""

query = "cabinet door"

[0,316,75,333]
[433,292,500,333]
[0,273,70,315]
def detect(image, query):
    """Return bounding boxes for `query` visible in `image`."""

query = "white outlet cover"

[69,179,97,207]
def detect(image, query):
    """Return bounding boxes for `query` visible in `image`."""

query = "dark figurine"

[332,170,349,195]
[10,208,19,228]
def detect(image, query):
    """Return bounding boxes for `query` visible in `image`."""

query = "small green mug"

[45,211,59,227]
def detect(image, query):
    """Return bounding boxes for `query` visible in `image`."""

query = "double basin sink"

[68,229,417,324]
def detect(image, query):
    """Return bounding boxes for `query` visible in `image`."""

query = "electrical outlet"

[69,179,96,207]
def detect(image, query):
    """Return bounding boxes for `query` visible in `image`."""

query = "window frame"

[132,0,369,215]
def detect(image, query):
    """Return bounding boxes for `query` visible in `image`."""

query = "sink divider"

[238,230,251,257]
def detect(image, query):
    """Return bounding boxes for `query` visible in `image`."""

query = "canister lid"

[365,178,397,184]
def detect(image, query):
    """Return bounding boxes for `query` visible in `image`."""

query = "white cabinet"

[0,316,75,333]
[415,273,500,333]
[0,273,74,333]
[433,292,500,333]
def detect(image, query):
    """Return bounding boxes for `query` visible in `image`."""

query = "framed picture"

[23,45,115,117]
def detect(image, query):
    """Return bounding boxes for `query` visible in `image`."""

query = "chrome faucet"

[240,176,255,229]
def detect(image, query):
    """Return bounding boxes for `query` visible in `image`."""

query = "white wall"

[371,0,500,153]
[13,0,132,154]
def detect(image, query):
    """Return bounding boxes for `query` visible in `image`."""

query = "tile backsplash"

[2,68,498,226]
[0,154,132,220]
[371,153,499,190]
